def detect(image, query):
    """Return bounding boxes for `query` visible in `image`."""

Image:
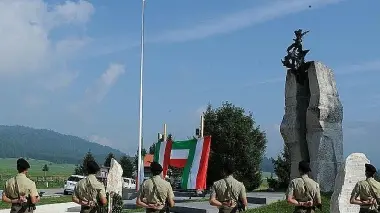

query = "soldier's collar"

[301,174,309,178]
[16,173,26,176]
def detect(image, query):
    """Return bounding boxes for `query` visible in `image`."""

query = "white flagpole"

[137,0,145,191]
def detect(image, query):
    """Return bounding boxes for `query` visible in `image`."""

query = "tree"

[149,143,156,155]
[74,151,95,175]
[204,102,267,190]
[104,152,115,167]
[271,144,291,189]
[134,148,147,171]
[42,164,49,177]
[120,155,133,177]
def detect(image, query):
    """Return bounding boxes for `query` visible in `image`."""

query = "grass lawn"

[247,194,331,213]
[0,195,73,209]
[0,158,75,177]
[0,158,75,190]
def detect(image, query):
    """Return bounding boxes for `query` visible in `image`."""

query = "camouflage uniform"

[138,175,174,213]
[210,175,247,213]
[73,174,107,213]
[287,174,321,213]
[3,173,39,213]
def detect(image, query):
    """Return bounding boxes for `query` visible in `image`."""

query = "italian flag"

[153,136,211,190]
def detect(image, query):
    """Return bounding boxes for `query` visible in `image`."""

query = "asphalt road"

[39,188,65,196]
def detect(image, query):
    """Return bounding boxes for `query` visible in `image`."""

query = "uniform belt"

[295,206,316,210]
[81,206,94,210]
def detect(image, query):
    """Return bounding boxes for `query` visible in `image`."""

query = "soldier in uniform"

[286,161,322,213]
[350,163,380,213]
[136,161,175,213]
[209,161,248,213]
[1,158,40,213]
[72,160,108,213]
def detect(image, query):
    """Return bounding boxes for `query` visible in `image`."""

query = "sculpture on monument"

[281,29,311,85]
[280,29,344,192]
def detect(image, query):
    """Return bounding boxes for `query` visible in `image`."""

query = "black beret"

[86,160,100,174]
[298,161,311,173]
[365,164,377,173]
[150,161,163,173]
[17,158,30,170]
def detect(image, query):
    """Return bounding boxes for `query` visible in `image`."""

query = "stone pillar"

[306,61,343,192]
[280,68,310,180]
[280,61,343,192]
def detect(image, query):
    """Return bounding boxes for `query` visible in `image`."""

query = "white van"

[64,175,86,195]
[122,178,136,189]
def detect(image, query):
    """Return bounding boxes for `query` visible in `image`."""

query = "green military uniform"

[3,173,39,213]
[73,174,107,213]
[351,164,380,213]
[287,174,321,213]
[210,175,247,213]
[138,175,175,213]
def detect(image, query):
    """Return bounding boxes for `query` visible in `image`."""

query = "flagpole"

[137,0,145,191]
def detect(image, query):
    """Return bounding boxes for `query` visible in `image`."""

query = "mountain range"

[0,125,275,172]
[0,125,125,164]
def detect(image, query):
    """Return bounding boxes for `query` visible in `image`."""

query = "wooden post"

[200,116,204,138]
[163,123,167,141]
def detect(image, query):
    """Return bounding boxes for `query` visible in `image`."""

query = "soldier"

[1,158,40,213]
[136,161,175,213]
[209,161,248,213]
[72,160,108,213]
[350,163,380,213]
[286,161,322,213]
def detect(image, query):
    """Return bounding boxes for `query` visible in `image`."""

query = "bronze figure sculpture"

[281,29,311,84]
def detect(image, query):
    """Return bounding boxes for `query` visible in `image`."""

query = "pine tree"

[120,156,133,177]
[104,153,115,167]
[272,144,291,189]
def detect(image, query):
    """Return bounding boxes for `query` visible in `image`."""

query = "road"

[38,188,64,196]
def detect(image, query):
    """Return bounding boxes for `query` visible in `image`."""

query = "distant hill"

[0,125,126,164]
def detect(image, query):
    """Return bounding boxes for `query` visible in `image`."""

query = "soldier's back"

[74,175,105,202]
[289,175,319,202]
[141,176,173,205]
[4,173,37,199]
[212,176,245,203]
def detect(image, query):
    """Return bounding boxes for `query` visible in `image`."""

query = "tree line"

[72,101,292,191]
[74,152,134,178]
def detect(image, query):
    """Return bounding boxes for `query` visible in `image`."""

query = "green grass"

[246,194,331,213]
[0,158,75,177]
[0,195,72,209]
[0,158,75,190]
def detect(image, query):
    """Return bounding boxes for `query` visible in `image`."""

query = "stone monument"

[330,153,369,213]
[106,158,123,196]
[280,29,343,192]
[106,158,124,212]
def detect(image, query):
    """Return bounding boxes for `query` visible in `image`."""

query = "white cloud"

[88,135,113,146]
[151,0,344,43]
[85,63,126,103]
[70,63,125,116]
[0,0,94,78]
[43,71,79,91]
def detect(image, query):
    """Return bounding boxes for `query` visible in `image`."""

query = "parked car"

[63,175,86,195]
[122,177,136,189]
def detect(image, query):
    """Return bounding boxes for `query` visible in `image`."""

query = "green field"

[0,158,75,177]
[0,158,75,189]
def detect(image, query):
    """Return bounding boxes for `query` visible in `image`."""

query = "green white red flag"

[153,136,211,190]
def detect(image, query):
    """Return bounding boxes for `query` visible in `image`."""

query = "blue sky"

[0,0,379,164]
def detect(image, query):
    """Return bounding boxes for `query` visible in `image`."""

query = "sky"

[0,0,379,164]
